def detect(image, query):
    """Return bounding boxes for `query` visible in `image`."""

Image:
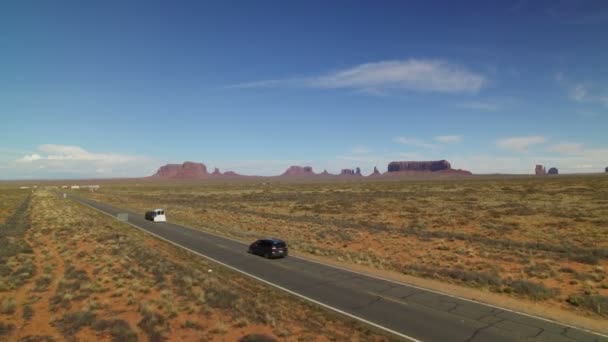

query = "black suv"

[248,238,288,258]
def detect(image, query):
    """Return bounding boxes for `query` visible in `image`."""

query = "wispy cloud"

[394,137,438,149]
[434,135,462,144]
[556,72,608,109]
[495,136,547,152]
[228,59,487,95]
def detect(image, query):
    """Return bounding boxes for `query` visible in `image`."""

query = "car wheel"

[264,252,270,259]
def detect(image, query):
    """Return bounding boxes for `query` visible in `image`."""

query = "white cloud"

[495,136,547,152]
[394,137,438,149]
[434,135,462,144]
[19,154,42,162]
[229,59,487,94]
[5,144,154,179]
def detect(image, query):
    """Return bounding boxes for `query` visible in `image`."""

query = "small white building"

[19,186,30,189]
[70,185,80,189]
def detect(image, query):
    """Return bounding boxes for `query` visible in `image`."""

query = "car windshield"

[273,242,286,248]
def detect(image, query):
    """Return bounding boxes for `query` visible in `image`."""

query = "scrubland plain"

[82,175,608,327]
[0,189,392,341]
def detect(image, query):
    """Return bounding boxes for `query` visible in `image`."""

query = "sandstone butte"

[150,160,472,179]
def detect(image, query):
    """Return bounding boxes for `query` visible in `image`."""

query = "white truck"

[145,209,166,222]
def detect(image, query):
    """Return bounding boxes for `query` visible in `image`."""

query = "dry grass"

[84,175,608,319]
[0,189,393,341]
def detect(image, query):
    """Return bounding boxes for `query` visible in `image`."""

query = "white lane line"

[71,195,608,340]
[71,197,421,342]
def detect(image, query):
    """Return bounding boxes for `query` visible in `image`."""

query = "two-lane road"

[69,194,607,342]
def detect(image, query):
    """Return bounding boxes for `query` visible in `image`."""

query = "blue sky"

[1,1,607,178]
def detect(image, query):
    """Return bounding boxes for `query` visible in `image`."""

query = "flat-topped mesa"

[212,167,222,176]
[153,162,209,178]
[388,160,451,172]
[281,166,316,177]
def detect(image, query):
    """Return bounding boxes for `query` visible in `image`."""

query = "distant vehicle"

[248,238,288,258]
[145,209,166,222]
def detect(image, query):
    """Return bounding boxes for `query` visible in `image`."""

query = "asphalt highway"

[68,194,607,342]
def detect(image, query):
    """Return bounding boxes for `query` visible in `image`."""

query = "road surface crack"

[351,295,382,311]
[465,319,505,342]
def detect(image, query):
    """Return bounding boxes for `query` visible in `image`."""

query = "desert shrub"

[181,319,203,330]
[439,269,503,287]
[0,321,14,336]
[239,334,277,342]
[34,274,53,291]
[0,265,11,277]
[205,288,239,310]
[567,294,608,316]
[0,297,16,315]
[524,262,555,279]
[572,254,600,265]
[507,279,559,301]
[93,319,138,342]
[138,303,166,342]
[18,335,55,342]
[64,265,90,282]
[22,305,34,321]
[54,310,96,336]
[559,267,577,274]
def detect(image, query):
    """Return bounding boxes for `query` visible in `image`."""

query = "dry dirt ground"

[0,189,394,341]
[81,175,608,333]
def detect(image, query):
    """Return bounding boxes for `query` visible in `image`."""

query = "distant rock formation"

[605,166,608,173]
[339,167,362,176]
[152,162,209,178]
[320,169,330,176]
[369,166,381,177]
[223,171,240,177]
[386,160,471,175]
[547,167,559,175]
[212,167,222,175]
[535,165,546,175]
[281,166,316,177]
[388,160,451,172]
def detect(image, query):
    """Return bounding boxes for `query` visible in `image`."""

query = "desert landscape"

[0,188,394,341]
[73,169,608,332]
[4,2,608,340]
